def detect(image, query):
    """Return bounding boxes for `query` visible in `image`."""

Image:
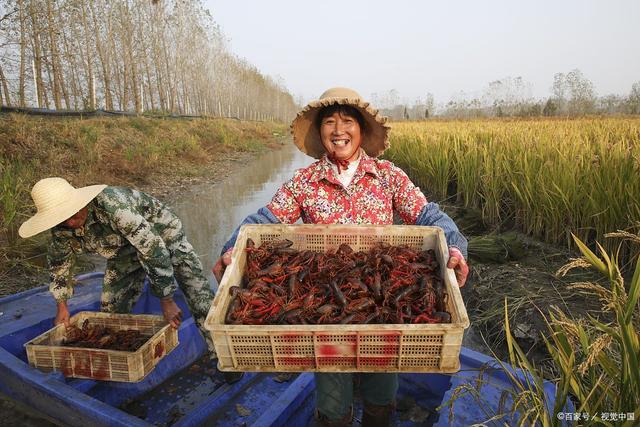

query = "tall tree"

[565,69,595,114]
[0,0,299,120]
[44,0,67,109]
[17,0,27,106]
[552,69,595,115]
[0,63,10,105]
[628,81,640,114]
[28,0,46,108]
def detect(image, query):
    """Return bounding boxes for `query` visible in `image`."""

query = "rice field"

[387,118,640,424]
[385,117,640,259]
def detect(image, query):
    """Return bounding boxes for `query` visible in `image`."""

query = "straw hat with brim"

[18,177,107,238]
[291,87,391,159]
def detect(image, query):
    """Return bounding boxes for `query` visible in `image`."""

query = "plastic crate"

[205,224,469,373]
[24,312,178,382]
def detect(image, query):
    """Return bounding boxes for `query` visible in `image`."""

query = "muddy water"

[168,142,311,287]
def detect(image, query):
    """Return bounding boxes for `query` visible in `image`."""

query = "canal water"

[168,141,311,287]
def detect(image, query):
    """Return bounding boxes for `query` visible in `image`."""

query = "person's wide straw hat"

[291,87,391,159]
[18,177,106,238]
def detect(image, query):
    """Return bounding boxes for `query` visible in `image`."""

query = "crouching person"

[19,177,243,384]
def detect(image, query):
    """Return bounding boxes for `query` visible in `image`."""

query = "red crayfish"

[225,239,451,325]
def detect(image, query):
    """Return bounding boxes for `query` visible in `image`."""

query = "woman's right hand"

[213,248,234,283]
[55,301,70,327]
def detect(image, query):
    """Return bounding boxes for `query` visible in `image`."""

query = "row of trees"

[0,0,298,121]
[377,70,640,120]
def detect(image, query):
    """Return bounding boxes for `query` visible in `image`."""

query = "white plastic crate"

[205,224,469,373]
[25,312,178,382]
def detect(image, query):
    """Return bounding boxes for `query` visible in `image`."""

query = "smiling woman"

[213,86,469,426]
[317,105,365,168]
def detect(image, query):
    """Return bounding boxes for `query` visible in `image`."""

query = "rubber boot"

[222,371,244,384]
[361,402,394,427]
[208,357,244,385]
[312,408,353,427]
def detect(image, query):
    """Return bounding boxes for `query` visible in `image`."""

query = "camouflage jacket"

[48,187,180,301]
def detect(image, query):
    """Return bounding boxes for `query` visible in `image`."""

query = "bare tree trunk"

[91,0,113,110]
[114,3,135,111]
[43,43,56,108]
[68,11,87,108]
[141,40,155,110]
[53,0,71,108]
[143,56,155,111]
[153,48,165,111]
[44,0,63,109]
[150,6,166,111]
[28,1,46,108]
[131,67,140,113]
[96,0,113,110]
[78,1,95,109]
[121,63,128,110]
[109,30,123,110]
[17,0,27,107]
[59,17,80,110]
[161,36,174,112]
[119,2,139,113]
[0,64,10,106]
[130,55,140,114]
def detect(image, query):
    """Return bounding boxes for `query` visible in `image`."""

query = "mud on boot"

[312,408,353,427]
[361,402,394,427]
[222,371,244,384]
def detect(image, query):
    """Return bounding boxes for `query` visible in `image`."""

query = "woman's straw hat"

[291,87,391,159]
[18,177,106,238]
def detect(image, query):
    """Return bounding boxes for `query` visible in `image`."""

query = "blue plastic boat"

[0,273,568,426]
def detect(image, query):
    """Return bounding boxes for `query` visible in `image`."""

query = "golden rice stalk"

[605,229,640,245]
[556,257,592,277]
[548,306,592,349]
[568,282,614,310]
[578,334,613,375]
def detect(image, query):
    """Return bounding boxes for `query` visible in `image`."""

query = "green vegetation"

[445,234,640,426]
[385,117,640,261]
[387,117,639,424]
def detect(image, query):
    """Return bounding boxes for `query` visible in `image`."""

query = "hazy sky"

[204,0,639,104]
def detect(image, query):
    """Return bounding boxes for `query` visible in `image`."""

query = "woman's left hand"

[447,247,468,287]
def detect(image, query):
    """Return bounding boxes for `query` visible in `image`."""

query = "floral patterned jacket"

[222,151,467,256]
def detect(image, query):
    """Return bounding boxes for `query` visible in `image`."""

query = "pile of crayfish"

[62,319,150,351]
[225,239,451,325]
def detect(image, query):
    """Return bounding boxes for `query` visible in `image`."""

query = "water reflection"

[168,142,312,287]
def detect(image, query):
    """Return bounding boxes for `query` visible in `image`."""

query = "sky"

[203,0,640,105]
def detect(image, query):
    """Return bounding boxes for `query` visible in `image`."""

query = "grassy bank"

[385,117,640,261]
[0,114,287,294]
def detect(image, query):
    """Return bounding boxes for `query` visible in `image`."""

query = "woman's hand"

[54,301,70,327]
[213,248,234,283]
[160,297,183,329]
[447,247,469,287]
